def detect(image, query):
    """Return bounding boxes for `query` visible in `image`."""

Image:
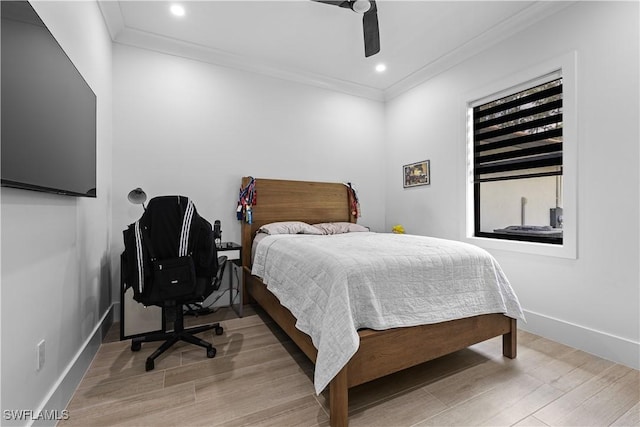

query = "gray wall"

[1,0,113,423]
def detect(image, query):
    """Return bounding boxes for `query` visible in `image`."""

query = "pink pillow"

[258,221,323,235]
[312,222,369,235]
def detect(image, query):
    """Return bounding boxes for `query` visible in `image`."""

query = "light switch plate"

[37,339,45,371]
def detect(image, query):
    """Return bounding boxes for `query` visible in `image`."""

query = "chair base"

[131,309,224,371]
[183,303,215,317]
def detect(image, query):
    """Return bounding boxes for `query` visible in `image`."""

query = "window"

[472,76,563,245]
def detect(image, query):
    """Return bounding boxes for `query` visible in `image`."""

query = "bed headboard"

[240,177,356,269]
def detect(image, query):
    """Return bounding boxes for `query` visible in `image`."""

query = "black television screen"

[1,1,97,198]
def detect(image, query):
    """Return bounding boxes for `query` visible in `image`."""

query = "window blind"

[473,78,563,183]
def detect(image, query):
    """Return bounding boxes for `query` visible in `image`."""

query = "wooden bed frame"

[240,177,517,427]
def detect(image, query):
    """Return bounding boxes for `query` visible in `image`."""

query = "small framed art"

[403,160,430,188]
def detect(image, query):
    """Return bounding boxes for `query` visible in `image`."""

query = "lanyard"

[346,182,361,218]
[237,177,257,223]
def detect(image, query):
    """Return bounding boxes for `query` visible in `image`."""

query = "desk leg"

[230,260,243,317]
[229,259,233,308]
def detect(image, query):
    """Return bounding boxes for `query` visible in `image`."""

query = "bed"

[240,177,522,427]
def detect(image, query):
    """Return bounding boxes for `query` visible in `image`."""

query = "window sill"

[463,234,576,259]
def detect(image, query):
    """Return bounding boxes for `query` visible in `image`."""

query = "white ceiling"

[98,1,573,100]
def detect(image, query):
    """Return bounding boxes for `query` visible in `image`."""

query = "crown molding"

[115,27,386,102]
[97,1,124,40]
[383,1,576,101]
[98,1,575,104]
[97,1,384,101]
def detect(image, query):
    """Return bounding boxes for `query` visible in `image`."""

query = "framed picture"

[403,160,430,188]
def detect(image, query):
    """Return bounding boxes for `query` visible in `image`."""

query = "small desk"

[216,242,243,317]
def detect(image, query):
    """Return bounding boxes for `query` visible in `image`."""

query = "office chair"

[122,195,228,371]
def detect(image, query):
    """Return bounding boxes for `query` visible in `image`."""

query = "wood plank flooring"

[60,306,639,426]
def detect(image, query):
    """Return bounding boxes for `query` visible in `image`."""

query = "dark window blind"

[474,78,563,183]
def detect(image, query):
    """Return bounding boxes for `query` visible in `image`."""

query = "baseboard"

[113,301,121,323]
[520,309,640,370]
[30,304,115,427]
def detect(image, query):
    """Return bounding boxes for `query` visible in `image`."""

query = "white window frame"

[462,51,577,259]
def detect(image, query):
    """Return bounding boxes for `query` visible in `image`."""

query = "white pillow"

[312,222,369,235]
[258,221,323,235]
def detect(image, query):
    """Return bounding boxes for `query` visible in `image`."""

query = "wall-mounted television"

[1,1,97,198]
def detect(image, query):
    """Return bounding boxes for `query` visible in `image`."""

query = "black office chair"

[121,195,227,371]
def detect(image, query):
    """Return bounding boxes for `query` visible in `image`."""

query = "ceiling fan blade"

[313,0,380,57]
[362,1,380,57]
[313,0,351,9]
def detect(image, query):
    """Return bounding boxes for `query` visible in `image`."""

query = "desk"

[216,242,243,317]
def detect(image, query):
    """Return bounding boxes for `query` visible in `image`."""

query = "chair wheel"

[215,326,224,336]
[131,341,141,352]
[207,347,216,358]
[145,359,154,371]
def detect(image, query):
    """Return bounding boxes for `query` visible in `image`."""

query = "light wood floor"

[60,306,639,427]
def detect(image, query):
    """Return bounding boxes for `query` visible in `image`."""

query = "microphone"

[213,220,222,245]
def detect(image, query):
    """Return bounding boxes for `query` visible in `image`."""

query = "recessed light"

[375,63,387,73]
[170,4,185,17]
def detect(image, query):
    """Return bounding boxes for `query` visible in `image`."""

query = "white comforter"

[251,232,525,394]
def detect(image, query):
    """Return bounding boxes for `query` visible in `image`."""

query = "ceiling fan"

[314,0,380,57]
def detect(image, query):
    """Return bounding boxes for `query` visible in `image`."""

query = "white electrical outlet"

[36,339,45,371]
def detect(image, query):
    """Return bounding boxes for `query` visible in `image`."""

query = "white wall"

[0,1,113,423]
[111,43,386,306]
[385,1,639,368]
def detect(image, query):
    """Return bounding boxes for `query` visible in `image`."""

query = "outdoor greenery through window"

[473,77,563,244]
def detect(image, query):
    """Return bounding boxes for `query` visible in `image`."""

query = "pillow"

[257,221,323,235]
[312,222,370,235]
